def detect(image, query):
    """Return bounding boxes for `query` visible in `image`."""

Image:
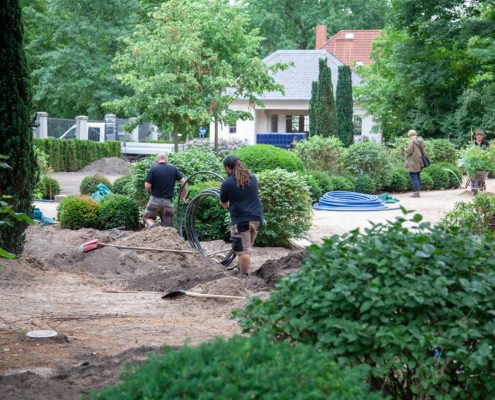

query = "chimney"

[315,24,327,49]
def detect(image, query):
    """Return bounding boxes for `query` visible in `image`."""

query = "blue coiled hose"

[313,191,400,211]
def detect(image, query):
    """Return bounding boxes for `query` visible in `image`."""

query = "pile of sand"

[191,276,252,297]
[79,157,130,175]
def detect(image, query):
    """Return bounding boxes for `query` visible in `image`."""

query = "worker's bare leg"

[145,218,156,227]
[238,254,250,274]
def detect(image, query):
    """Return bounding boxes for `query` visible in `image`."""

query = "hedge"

[33,138,121,172]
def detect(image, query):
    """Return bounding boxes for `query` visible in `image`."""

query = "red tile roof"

[318,30,382,67]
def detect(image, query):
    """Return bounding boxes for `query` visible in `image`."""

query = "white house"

[210,49,380,145]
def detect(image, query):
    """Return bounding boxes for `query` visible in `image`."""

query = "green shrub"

[436,162,463,188]
[425,138,458,164]
[420,171,434,190]
[57,195,99,229]
[307,170,334,194]
[33,139,121,171]
[293,135,343,175]
[342,141,392,190]
[442,193,495,234]
[185,180,229,241]
[329,175,355,192]
[184,138,248,159]
[80,174,113,195]
[387,136,410,168]
[257,169,312,246]
[422,164,450,189]
[34,176,61,200]
[296,172,324,204]
[234,144,304,173]
[460,145,494,177]
[383,168,409,192]
[97,194,140,230]
[353,174,376,194]
[111,175,133,196]
[34,147,49,175]
[91,334,382,400]
[237,213,495,399]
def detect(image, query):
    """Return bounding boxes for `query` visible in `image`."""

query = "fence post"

[36,112,48,138]
[129,117,139,142]
[76,116,88,140]
[104,113,116,142]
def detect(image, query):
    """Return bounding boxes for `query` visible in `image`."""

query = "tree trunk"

[0,0,37,254]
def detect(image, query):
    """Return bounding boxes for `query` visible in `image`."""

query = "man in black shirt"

[144,153,187,227]
[220,156,263,276]
[475,130,489,148]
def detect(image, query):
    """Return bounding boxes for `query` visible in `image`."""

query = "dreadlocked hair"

[223,156,251,188]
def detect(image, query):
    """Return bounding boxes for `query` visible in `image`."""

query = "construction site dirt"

[0,224,295,400]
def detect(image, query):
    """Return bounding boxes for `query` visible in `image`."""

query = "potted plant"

[460,146,494,179]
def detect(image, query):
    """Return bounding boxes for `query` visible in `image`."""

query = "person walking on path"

[220,156,263,277]
[405,129,426,198]
[144,153,188,227]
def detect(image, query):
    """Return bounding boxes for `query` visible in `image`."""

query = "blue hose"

[313,191,400,212]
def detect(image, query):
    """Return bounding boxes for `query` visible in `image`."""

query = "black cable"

[175,171,236,267]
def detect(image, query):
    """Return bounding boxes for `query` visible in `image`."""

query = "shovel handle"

[100,242,195,254]
[183,291,246,300]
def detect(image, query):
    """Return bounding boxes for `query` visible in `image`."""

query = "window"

[228,124,236,134]
[353,115,363,136]
[285,115,307,133]
[271,114,278,132]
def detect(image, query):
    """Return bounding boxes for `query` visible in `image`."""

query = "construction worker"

[220,156,263,276]
[144,153,187,227]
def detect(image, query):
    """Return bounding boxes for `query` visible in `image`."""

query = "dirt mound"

[191,277,252,297]
[79,157,130,175]
[254,250,307,288]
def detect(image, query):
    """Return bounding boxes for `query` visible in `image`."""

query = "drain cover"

[26,330,58,338]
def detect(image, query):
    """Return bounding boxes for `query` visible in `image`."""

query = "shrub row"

[33,138,121,172]
[57,194,140,230]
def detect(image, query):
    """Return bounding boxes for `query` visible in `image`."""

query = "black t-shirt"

[145,163,183,199]
[220,174,263,225]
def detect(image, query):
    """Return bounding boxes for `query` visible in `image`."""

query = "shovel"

[162,290,246,300]
[80,239,196,254]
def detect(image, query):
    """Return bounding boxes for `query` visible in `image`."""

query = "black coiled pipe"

[175,171,235,267]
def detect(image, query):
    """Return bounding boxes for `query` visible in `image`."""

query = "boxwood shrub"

[34,176,61,199]
[257,169,312,246]
[111,175,133,196]
[296,172,324,204]
[383,168,409,193]
[307,170,334,195]
[234,144,304,173]
[420,171,434,191]
[80,174,112,195]
[353,174,376,194]
[97,194,140,230]
[293,135,344,175]
[425,139,458,164]
[329,175,355,192]
[435,162,463,189]
[57,195,99,229]
[91,334,382,400]
[422,164,450,190]
[237,213,495,399]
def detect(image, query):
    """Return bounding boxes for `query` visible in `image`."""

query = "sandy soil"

[3,171,493,399]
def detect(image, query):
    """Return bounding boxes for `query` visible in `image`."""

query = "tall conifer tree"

[308,80,319,136]
[0,0,37,253]
[315,58,337,137]
[336,65,354,146]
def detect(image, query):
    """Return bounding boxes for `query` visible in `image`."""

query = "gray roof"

[259,50,362,101]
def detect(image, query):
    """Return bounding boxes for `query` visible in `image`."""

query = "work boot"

[410,192,420,198]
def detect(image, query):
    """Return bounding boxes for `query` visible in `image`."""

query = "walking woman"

[405,129,426,198]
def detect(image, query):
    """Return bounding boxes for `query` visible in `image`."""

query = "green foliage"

[110,0,284,152]
[0,1,37,255]
[186,181,229,241]
[307,170,334,194]
[34,176,61,200]
[57,195,99,229]
[91,334,382,400]
[184,138,248,160]
[34,146,49,175]
[343,141,392,190]
[33,139,121,172]
[435,162,463,189]
[23,0,139,119]
[460,145,494,177]
[315,58,337,137]
[442,193,495,235]
[238,212,495,399]
[80,175,112,196]
[353,174,376,194]
[168,148,224,182]
[336,65,354,146]
[420,171,434,191]
[296,172,323,204]
[386,136,410,168]
[422,165,450,190]
[293,135,343,175]
[97,194,140,230]
[234,144,304,173]
[257,169,312,246]
[425,139,458,164]
[308,81,318,136]
[383,168,409,192]
[111,175,133,196]
[329,175,355,192]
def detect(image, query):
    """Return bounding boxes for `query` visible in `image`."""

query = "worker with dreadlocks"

[220,156,263,276]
